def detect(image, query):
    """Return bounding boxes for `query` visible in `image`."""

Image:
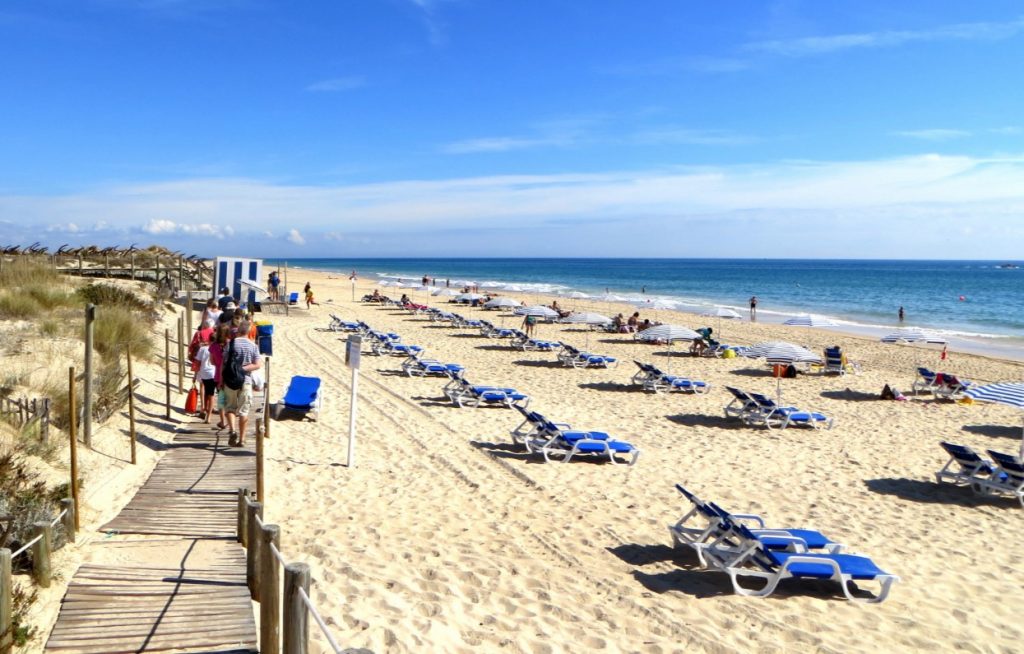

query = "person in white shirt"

[200,298,222,329]
[194,338,218,422]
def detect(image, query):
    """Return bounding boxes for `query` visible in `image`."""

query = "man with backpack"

[221,319,262,447]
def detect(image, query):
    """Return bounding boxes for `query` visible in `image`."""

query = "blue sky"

[2,0,1023,258]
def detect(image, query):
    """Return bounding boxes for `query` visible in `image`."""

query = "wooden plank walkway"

[46,397,263,654]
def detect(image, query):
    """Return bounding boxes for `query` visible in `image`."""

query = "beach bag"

[184,384,199,414]
[222,340,246,391]
[784,364,798,379]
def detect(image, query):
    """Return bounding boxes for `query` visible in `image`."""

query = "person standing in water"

[749,296,758,320]
[898,306,905,322]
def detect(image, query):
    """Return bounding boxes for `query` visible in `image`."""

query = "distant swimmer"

[749,296,758,321]
[898,306,904,322]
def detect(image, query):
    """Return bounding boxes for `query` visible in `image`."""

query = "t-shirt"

[202,309,222,329]
[210,342,225,384]
[195,345,216,381]
[217,295,233,310]
[229,337,261,384]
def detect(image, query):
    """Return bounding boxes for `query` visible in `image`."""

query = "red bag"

[185,385,199,414]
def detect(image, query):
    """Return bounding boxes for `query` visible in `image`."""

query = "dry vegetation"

[0,257,163,649]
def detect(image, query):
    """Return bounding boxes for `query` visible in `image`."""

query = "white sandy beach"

[243,269,1024,653]
[14,268,1024,654]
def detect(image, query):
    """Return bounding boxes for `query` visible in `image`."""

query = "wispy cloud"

[441,115,601,154]
[407,0,448,47]
[305,76,365,92]
[632,128,757,147]
[7,153,1024,256]
[605,55,750,76]
[893,129,972,142]
[747,16,1024,57]
[442,137,560,154]
[286,228,305,245]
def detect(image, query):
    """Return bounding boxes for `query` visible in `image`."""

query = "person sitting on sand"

[627,312,640,333]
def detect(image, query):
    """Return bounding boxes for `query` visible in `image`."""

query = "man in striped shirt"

[223,320,262,446]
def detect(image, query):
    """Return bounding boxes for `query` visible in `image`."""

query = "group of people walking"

[189,289,263,446]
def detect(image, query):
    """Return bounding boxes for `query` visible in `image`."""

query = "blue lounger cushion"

[560,430,611,441]
[480,391,527,402]
[575,440,635,454]
[758,529,836,551]
[784,411,829,423]
[283,376,321,409]
[768,551,890,580]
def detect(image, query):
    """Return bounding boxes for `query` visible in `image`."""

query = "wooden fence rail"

[0,397,50,444]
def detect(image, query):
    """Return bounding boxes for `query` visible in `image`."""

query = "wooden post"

[105,254,110,278]
[155,256,161,285]
[60,498,76,544]
[77,253,83,276]
[260,523,281,653]
[83,304,95,448]
[237,488,250,544]
[126,344,137,465]
[283,562,310,654]
[263,357,271,440]
[256,418,265,504]
[246,501,263,600]
[176,316,185,393]
[186,290,194,336]
[68,367,80,530]
[178,256,184,291]
[30,522,52,588]
[41,398,49,443]
[130,253,135,280]
[164,329,171,420]
[0,548,11,654]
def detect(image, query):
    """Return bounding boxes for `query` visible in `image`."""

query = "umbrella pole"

[777,376,782,403]
[1019,415,1023,461]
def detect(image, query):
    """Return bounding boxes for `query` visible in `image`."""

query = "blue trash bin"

[258,334,273,356]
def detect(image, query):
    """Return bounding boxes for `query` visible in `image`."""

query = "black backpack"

[223,339,246,390]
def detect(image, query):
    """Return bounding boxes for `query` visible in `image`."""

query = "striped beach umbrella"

[432,288,459,297]
[563,312,612,325]
[965,382,1024,457]
[744,341,822,364]
[784,314,838,328]
[636,324,701,342]
[881,327,947,345]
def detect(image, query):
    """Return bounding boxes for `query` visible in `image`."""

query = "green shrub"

[0,293,41,319]
[93,305,153,361]
[0,258,59,287]
[39,319,60,337]
[76,283,155,317]
[25,285,73,310]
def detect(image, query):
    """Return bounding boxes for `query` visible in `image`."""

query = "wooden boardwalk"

[46,407,261,654]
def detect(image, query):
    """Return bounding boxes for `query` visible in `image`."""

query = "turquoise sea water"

[268,258,1024,356]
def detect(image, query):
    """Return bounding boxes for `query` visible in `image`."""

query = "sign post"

[350,278,356,303]
[344,335,362,467]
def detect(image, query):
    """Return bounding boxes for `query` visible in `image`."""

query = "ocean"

[267,258,1024,358]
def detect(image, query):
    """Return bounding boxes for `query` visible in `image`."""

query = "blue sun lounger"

[401,354,464,378]
[697,519,898,603]
[443,373,530,409]
[746,393,833,430]
[972,450,1024,508]
[642,364,710,394]
[277,375,322,421]
[935,442,999,486]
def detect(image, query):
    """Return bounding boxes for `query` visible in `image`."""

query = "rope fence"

[244,495,345,654]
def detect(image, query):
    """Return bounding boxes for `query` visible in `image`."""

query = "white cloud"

[6,152,1024,257]
[632,128,757,146]
[893,129,971,141]
[305,76,365,92]
[142,218,229,238]
[287,228,305,245]
[46,222,80,233]
[324,231,344,241]
[747,17,1024,57]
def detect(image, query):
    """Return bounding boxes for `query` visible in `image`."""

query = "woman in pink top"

[209,323,232,431]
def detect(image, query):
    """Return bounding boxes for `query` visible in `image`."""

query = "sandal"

[216,421,227,430]
[228,431,238,446]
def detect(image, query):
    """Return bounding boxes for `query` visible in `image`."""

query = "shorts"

[201,378,217,399]
[223,383,253,417]
[216,388,227,411]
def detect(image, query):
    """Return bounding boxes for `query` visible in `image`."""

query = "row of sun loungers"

[670,485,898,602]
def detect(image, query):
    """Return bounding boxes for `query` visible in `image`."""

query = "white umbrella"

[965,382,1024,458]
[484,297,521,309]
[432,288,459,297]
[562,312,611,325]
[515,305,559,318]
[784,314,838,328]
[701,306,742,318]
[881,327,947,345]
